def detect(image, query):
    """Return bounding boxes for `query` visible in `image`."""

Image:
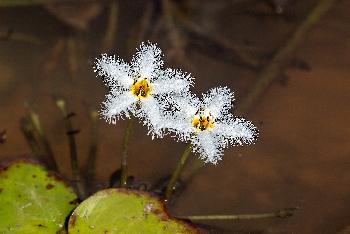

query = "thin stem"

[135,2,153,44]
[26,106,58,171]
[177,0,337,185]
[67,37,78,79]
[84,110,100,190]
[127,1,153,56]
[179,157,204,182]
[119,117,135,187]
[19,117,42,158]
[178,207,298,221]
[162,0,175,28]
[176,15,261,69]
[0,30,41,44]
[237,0,336,115]
[101,0,119,52]
[165,144,192,201]
[161,0,188,64]
[55,98,86,199]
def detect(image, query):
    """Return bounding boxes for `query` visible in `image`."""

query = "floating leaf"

[68,188,198,234]
[0,160,78,233]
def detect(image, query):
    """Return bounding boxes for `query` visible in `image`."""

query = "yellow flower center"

[130,78,152,99]
[191,109,214,131]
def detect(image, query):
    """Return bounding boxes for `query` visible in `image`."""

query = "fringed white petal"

[168,87,258,165]
[166,113,194,142]
[163,93,199,142]
[203,86,234,120]
[131,41,163,81]
[100,91,137,124]
[94,54,134,88]
[213,117,258,146]
[167,92,200,117]
[191,131,224,165]
[152,68,194,95]
[137,96,167,138]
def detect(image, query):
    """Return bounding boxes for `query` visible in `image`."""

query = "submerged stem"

[176,0,337,186]
[55,98,86,199]
[237,0,336,115]
[119,117,135,187]
[101,0,119,52]
[179,157,204,182]
[84,110,100,190]
[165,144,192,201]
[26,106,57,171]
[0,30,41,44]
[20,117,42,159]
[178,207,298,221]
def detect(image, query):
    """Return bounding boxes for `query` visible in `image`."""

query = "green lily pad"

[68,188,198,234]
[0,160,78,233]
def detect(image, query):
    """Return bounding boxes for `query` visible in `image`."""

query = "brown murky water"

[0,1,349,233]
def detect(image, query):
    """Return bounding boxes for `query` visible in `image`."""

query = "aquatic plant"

[94,41,194,188]
[0,42,297,234]
[165,87,257,165]
[94,41,193,138]
[0,0,341,231]
[96,42,258,201]
[95,42,257,164]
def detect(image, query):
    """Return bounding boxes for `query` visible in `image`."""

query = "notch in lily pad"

[68,188,199,234]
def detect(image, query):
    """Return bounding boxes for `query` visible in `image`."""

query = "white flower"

[94,42,193,138]
[166,87,258,164]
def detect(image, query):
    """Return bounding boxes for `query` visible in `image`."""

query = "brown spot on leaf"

[0,188,3,193]
[45,171,75,192]
[46,184,54,189]
[69,213,77,227]
[153,208,168,221]
[46,172,66,184]
[172,219,200,233]
[69,198,80,205]
[32,174,37,178]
